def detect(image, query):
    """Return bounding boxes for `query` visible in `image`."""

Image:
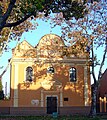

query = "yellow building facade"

[0,34,91,115]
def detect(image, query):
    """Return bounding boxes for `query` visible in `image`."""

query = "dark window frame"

[26,66,33,82]
[69,67,76,82]
[47,67,55,74]
[64,98,68,101]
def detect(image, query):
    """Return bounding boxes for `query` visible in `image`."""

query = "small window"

[26,67,33,82]
[47,67,54,74]
[64,98,68,101]
[69,67,76,82]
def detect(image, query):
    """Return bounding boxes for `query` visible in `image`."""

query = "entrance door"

[47,96,57,114]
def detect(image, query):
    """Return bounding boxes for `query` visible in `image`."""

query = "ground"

[0,115,101,120]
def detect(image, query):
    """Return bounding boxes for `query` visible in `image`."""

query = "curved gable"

[12,40,36,58]
[37,34,65,58]
[38,34,65,47]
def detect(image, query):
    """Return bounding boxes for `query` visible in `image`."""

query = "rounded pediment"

[38,34,65,47]
[37,34,65,58]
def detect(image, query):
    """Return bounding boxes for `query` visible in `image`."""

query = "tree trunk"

[90,84,98,117]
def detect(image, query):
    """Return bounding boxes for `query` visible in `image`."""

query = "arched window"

[69,67,76,82]
[47,67,54,74]
[26,67,33,82]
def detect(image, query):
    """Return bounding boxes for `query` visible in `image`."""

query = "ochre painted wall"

[10,61,91,107]
[0,34,91,111]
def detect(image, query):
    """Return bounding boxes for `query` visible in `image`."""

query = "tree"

[0,0,88,58]
[49,0,107,116]
[0,79,3,91]
[0,0,106,115]
[0,78,4,100]
[0,0,87,31]
[0,0,88,76]
[0,0,88,32]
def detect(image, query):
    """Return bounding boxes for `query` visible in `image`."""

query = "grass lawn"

[0,116,101,120]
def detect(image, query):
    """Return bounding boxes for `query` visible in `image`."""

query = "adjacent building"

[97,69,107,113]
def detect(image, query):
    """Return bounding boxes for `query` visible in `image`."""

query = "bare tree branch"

[0,26,20,80]
[91,41,97,84]
[0,27,14,80]
[98,46,107,81]
[0,62,10,80]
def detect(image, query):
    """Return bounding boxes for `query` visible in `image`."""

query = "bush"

[0,90,4,100]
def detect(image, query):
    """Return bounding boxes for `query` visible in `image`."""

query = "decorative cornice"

[11,57,89,65]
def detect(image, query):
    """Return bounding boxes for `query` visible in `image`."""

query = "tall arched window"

[26,67,33,82]
[69,67,76,82]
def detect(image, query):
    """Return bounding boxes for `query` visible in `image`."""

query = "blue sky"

[0,19,107,96]
[0,19,62,95]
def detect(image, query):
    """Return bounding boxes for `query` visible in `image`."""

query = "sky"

[0,18,107,96]
[0,19,62,96]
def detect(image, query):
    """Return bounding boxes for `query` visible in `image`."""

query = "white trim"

[43,90,60,93]
[13,64,18,107]
[41,90,62,107]
[24,67,26,82]
[84,66,89,106]
[60,89,63,107]
[41,90,44,107]
[11,58,88,63]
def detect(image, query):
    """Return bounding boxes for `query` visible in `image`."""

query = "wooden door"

[47,96,57,114]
